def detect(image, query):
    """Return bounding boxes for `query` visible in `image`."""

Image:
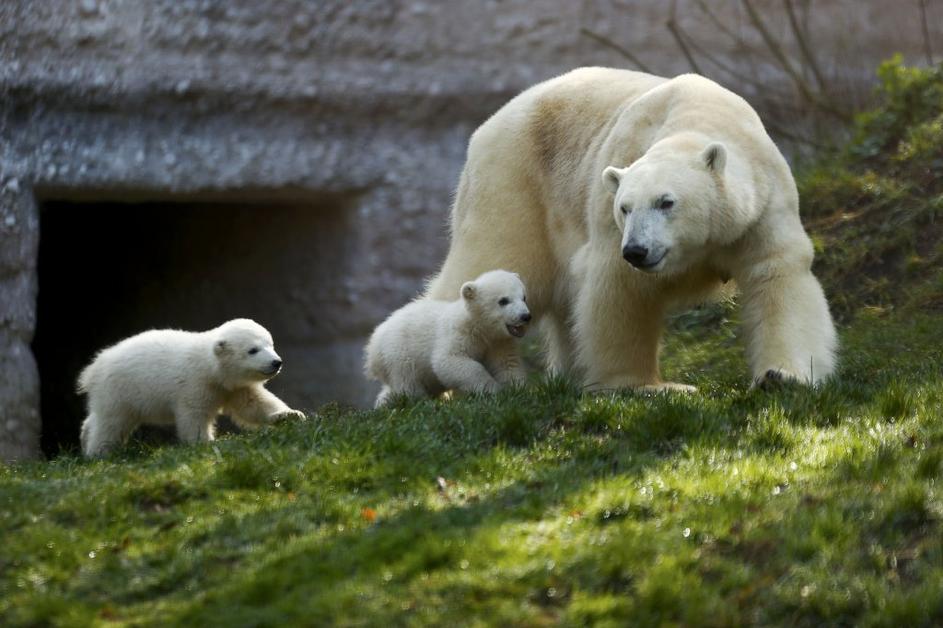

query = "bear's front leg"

[225,385,305,428]
[572,252,695,393]
[485,341,528,387]
[432,351,501,395]
[738,264,837,386]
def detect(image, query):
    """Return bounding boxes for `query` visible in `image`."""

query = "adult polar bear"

[426,68,836,390]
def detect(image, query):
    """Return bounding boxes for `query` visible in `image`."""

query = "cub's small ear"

[701,142,727,173]
[461,281,477,301]
[602,166,625,194]
[214,339,228,356]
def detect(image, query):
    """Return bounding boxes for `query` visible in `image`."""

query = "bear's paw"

[271,409,307,422]
[753,369,803,391]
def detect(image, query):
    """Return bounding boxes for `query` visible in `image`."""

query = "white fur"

[425,68,837,390]
[77,318,303,457]
[365,270,531,407]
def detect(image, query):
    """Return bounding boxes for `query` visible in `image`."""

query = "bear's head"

[460,270,531,339]
[212,318,283,386]
[602,137,728,275]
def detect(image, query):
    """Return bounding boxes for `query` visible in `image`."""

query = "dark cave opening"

[33,197,363,456]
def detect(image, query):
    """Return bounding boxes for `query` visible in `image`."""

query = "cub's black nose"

[271,359,282,369]
[622,244,649,267]
[520,312,532,323]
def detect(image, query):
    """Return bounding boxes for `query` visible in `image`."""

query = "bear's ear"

[461,281,477,301]
[701,142,727,173]
[214,339,229,356]
[602,166,624,195]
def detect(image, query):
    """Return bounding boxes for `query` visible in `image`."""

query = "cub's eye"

[522,295,527,302]
[620,205,629,215]
[498,297,510,306]
[248,347,260,355]
[658,199,674,210]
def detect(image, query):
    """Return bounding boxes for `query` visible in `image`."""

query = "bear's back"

[81,328,207,398]
[365,299,454,377]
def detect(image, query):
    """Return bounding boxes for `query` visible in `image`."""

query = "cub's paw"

[271,409,307,422]
[637,382,698,395]
[586,378,697,394]
[753,369,802,391]
[472,381,502,396]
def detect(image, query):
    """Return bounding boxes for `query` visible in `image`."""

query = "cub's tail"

[76,360,97,395]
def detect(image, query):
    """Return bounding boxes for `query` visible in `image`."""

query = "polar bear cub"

[77,318,304,457]
[365,270,531,407]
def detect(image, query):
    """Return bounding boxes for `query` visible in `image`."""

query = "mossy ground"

[2,60,943,627]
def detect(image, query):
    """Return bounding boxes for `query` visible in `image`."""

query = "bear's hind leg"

[80,412,134,457]
[374,385,394,408]
[379,373,430,406]
[174,407,217,445]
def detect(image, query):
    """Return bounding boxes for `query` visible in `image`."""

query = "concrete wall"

[1,0,940,460]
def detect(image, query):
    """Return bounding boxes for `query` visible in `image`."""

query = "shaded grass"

[2,308,943,626]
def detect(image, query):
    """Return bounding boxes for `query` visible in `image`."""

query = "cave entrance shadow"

[32,195,364,457]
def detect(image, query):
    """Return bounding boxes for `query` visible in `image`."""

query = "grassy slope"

[3,60,943,627]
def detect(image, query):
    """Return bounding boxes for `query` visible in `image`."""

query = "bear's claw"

[272,409,306,422]
[754,369,801,390]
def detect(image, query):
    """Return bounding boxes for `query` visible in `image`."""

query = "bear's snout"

[271,359,282,370]
[520,312,532,323]
[622,244,649,267]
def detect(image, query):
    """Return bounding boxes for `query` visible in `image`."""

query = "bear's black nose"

[622,244,649,267]
[520,312,532,323]
[271,359,282,370]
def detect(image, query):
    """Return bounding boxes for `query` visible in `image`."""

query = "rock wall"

[1,0,939,460]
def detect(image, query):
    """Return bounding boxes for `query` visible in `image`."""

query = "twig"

[692,0,743,44]
[669,17,797,102]
[741,0,850,121]
[579,27,653,74]
[666,18,704,75]
[918,0,934,65]
[783,0,827,91]
[763,119,830,150]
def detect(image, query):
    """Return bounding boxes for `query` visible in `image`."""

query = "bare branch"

[764,119,830,150]
[783,0,827,91]
[579,27,653,74]
[918,0,934,65]
[667,17,796,102]
[692,0,743,43]
[666,18,704,75]
[741,0,850,121]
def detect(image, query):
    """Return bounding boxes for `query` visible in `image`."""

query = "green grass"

[3,60,943,626]
[3,310,943,626]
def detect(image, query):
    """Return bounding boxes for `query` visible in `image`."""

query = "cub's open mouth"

[506,324,528,338]
[262,365,281,376]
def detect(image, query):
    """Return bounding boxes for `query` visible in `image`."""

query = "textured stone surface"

[0,183,39,462]
[1,0,939,459]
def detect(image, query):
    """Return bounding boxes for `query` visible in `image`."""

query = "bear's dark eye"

[248,347,260,355]
[522,295,527,302]
[658,198,674,210]
[620,205,629,215]
[498,297,510,306]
